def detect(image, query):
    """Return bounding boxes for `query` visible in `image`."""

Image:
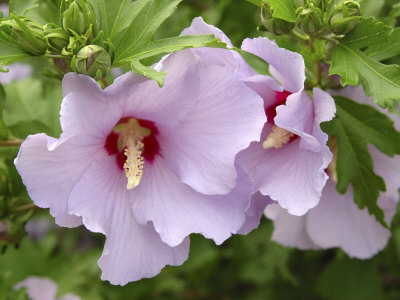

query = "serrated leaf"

[263,0,296,22]
[329,18,400,107]
[130,59,166,87]
[330,46,400,107]
[365,28,400,61]
[113,0,181,63]
[339,18,391,49]
[321,96,400,227]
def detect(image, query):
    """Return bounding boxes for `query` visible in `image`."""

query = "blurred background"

[1,0,400,299]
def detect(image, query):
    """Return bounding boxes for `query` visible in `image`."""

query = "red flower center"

[105,117,160,170]
[265,90,291,124]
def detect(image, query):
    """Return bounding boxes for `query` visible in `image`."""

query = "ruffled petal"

[14,277,57,300]
[61,55,204,138]
[67,153,189,285]
[98,201,189,285]
[158,55,265,194]
[131,158,253,247]
[264,203,320,250]
[180,17,238,69]
[14,133,104,227]
[243,138,329,215]
[241,37,305,93]
[238,192,271,235]
[306,181,392,259]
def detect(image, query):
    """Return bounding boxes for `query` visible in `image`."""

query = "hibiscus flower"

[265,86,400,258]
[14,50,266,284]
[182,17,336,219]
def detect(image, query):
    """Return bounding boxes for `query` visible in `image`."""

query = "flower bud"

[72,45,111,80]
[43,25,69,52]
[1,17,47,55]
[62,0,98,38]
[329,1,361,35]
[296,3,324,35]
[261,3,295,35]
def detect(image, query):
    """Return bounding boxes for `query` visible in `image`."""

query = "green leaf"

[113,0,182,63]
[234,48,272,76]
[9,0,37,17]
[10,0,60,25]
[3,78,62,137]
[130,59,166,87]
[263,0,297,22]
[0,37,30,67]
[90,0,150,41]
[329,18,400,107]
[316,257,383,300]
[321,95,400,227]
[246,0,264,7]
[365,28,400,61]
[116,34,226,62]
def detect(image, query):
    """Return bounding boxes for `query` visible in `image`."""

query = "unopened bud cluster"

[0,0,111,80]
[260,0,361,37]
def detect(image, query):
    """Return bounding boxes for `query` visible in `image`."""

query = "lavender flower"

[14,50,265,284]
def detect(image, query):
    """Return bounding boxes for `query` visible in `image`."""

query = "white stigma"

[123,138,144,190]
[262,126,295,149]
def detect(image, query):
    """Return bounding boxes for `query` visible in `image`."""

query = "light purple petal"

[306,181,392,259]
[61,55,203,138]
[247,139,330,215]
[67,154,189,285]
[158,53,265,195]
[131,158,253,247]
[238,192,271,235]
[241,37,305,93]
[265,203,320,250]
[0,63,32,83]
[180,17,238,68]
[14,134,104,227]
[14,277,58,300]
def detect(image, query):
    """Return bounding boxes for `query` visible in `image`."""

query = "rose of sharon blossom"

[15,50,265,284]
[265,87,400,259]
[183,17,336,218]
[14,276,81,300]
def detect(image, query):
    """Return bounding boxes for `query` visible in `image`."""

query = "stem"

[290,29,309,42]
[100,77,110,88]
[0,139,23,147]
[11,203,38,214]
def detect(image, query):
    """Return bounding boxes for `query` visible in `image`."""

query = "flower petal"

[14,133,103,227]
[131,158,253,247]
[241,138,329,215]
[238,191,271,235]
[61,57,202,138]
[306,181,392,259]
[241,37,305,93]
[14,277,58,300]
[67,153,189,285]
[158,56,265,195]
[264,203,320,250]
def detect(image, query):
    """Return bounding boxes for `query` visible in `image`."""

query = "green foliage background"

[0,0,400,299]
